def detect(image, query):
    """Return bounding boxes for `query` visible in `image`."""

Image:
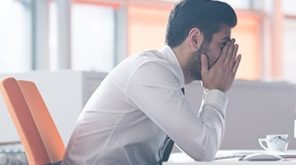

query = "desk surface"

[165,150,296,164]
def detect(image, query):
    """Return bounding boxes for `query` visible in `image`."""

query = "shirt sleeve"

[125,61,228,161]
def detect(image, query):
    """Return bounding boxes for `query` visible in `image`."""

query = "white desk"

[165,162,296,165]
[165,150,296,164]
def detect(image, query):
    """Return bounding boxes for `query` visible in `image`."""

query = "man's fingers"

[233,54,242,74]
[224,39,236,64]
[201,54,209,74]
[219,41,231,64]
[229,44,238,67]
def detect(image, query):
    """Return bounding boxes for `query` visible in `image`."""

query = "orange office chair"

[0,77,65,165]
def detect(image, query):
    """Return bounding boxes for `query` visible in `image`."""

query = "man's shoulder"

[127,50,179,82]
[132,49,169,67]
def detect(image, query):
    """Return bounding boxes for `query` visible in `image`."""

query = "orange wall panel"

[128,6,263,80]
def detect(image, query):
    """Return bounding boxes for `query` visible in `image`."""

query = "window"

[5,0,292,83]
[0,0,31,73]
[283,0,296,15]
[71,4,115,72]
[49,1,116,72]
[220,0,252,9]
[283,18,296,83]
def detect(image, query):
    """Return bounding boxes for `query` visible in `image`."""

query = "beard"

[187,42,209,81]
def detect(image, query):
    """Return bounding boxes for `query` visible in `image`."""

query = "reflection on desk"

[165,150,296,164]
[0,141,27,165]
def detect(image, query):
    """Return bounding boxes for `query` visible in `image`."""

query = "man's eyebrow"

[222,36,231,42]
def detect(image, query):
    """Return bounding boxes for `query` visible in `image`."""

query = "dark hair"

[165,0,237,48]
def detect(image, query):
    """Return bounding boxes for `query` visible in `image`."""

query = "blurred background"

[0,0,296,82]
[1,2,296,162]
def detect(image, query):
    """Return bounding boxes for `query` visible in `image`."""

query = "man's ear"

[188,27,204,51]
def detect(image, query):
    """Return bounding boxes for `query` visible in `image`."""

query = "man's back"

[63,47,183,165]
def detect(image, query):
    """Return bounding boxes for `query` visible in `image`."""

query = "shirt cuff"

[203,89,228,114]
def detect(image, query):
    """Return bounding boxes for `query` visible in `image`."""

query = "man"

[62,0,241,164]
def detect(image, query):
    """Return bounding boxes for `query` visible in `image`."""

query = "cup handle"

[258,138,268,150]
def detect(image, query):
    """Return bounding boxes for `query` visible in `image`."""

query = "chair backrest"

[0,77,65,165]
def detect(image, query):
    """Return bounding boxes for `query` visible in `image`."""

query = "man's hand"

[201,39,242,92]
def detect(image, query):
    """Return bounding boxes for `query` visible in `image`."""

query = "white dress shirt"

[62,45,228,165]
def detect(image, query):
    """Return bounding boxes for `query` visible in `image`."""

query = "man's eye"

[220,43,226,49]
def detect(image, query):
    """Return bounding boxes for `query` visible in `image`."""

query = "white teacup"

[258,134,288,152]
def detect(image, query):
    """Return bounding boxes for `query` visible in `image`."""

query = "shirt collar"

[159,45,185,87]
